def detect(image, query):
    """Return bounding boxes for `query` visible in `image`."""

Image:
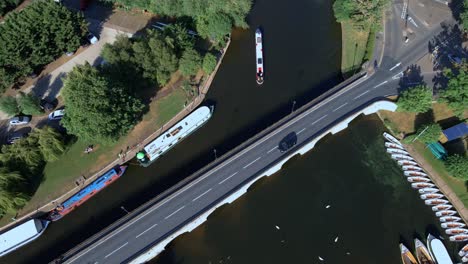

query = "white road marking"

[332,103,347,112]
[408,17,418,28]
[392,71,404,80]
[353,90,370,100]
[401,2,408,19]
[66,73,372,263]
[297,128,306,134]
[243,157,261,169]
[311,115,328,125]
[104,242,128,259]
[135,223,158,238]
[165,206,185,220]
[192,188,212,202]
[389,62,401,71]
[267,146,277,153]
[218,172,238,185]
[374,80,388,89]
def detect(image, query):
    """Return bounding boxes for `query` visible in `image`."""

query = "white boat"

[408,176,431,183]
[446,228,468,235]
[0,219,49,257]
[392,154,415,161]
[436,210,457,217]
[450,234,468,242]
[440,216,462,223]
[137,106,213,166]
[385,142,405,150]
[387,148,410,155]
[420,193,444,200]
[463,254,468,262]
[411,182,435,189]
[402,165,424,171]
[404,171,428,177]
[432,204,453,211]
[383,132,402,146]
[442,222,466,229]
[398,160,419,166]
[425,198,449,206]
[418,187,440,194]
[459,244,468,257]
[427,233,454,264]
[255,28,264,85]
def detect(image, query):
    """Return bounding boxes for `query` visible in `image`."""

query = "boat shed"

[0,219,49,256]
[442,122,468,142]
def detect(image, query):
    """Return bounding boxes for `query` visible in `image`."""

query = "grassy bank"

[340,21,374,77]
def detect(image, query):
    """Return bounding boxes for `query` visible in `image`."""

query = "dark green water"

[153,115,459,264]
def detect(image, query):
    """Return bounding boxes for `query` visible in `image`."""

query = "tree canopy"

[0,0,21,16]
[415,123,442,144]
[0,96,19,116]
[202,53,217,74]
[439,66,468,117]
[397,85,433,113]
[61,63,144,144]
[0,167,28,215]
[17,92,42,115]
[0,0,87,92]
[445,154,468,180]
[460,0,468,31]
[333,0,389,30]
[179,48,202,77]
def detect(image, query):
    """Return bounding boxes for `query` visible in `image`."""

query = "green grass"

[154,88,188,127]
[363,27,376,62]
[340,21,370,76]
[413,142,468,207]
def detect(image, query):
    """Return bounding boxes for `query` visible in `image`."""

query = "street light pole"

[412,126,429,143]
[213,148,217,160]
[120,206,129,214]
[291,100,296,114]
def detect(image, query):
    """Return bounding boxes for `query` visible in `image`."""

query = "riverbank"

[0,37,232,232]
[340,21,373,76]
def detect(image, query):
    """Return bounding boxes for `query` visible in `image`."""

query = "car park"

[48,109,65,120]
[9,116,31,126]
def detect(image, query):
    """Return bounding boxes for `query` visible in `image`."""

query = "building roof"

[443,122,468,141]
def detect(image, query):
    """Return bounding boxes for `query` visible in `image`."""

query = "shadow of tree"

[398,64,425,93]
[414,109,435,131]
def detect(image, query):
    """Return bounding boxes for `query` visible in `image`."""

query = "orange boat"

[400,243,418,264]
[415,238,435,264]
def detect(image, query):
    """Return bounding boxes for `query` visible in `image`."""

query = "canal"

[5,0,456,263]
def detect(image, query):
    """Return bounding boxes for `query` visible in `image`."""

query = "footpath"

[0,37,231,233]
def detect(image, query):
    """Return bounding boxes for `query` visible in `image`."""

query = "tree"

[17,92,42,115]
[445,154,468,180]
[61,63,144,144]
[162,23,196,55]
[439,66,468,117]
[461,0,468,31]
[333,0,389,30]
[0,167,28,215]
[32,126,65,162]
[0,0,21,16]
[196,12,233,41]
[0,96,19,116]
[179,48,202,77]
[414,123,442,144]
[202,53,217,74]
[397,85,433,113]
[0,135,44,169]
[0,0,87,92]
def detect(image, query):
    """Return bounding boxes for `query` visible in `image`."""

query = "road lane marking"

[165,206,185,220]
[389,62,401,71]
[136,223,158,238]
[218,172,238,185]
[311,114,328,125]
[192,188,212,202]
[332,103,347,112]
[374,81,388,89]
[353,90,370,100]
[66,73,372,263]
[297,128,306,134]
[243,157,261,169]
[104,242,128,259]
[392,71,404,80]
[267,146,277,153]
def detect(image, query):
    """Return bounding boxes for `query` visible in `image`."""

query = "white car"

[9,116,30,126]
[87,33,98,45]
[48,109,65,120]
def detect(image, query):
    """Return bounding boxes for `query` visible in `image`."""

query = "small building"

[440,122,468,143]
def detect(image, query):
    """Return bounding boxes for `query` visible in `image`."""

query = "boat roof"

[0,219,45,254]
[144,106,212,161]
[61,168,118,208]
[430,239,453,264]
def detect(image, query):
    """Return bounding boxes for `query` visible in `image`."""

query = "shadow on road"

[398,64,425,93]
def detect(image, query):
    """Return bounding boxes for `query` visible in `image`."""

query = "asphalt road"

[62,9,458,264]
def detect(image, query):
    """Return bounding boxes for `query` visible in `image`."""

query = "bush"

[179,48,202,77]
[202,53,217,74]
[414,123,442,144]
[397,85,433,113]
[17,92,42,115]
[0,96,19,116]
[445,154,468,180]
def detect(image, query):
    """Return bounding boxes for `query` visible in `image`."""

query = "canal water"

[152,115,459,264]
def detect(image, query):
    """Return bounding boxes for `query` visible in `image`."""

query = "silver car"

[9,116,30,126]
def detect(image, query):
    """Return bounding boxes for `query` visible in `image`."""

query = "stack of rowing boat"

[384,132,468,262]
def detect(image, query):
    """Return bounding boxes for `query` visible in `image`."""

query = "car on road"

[87,33,98,45]
[48,109,65,120]
[278,132,297,153]
[9,116,31,126]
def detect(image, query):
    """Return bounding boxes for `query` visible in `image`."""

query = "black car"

[278,132,297,153]
[7,132,27,144]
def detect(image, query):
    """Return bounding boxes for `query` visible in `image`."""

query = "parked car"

[48,109,65,120]
[7,131,28,144]
[87,33,98,44]
[40,99,55,113]
[9,116,31,126]
[278,132,297,153]
[448,54,462,65]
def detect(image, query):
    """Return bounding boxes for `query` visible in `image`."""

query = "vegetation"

[333,0,389,30]
[439,66,468,117]
[202,53,217,74]
[0,96,19,116]
[414,123,442,144]
[0,0,87,92]
[61,63,144,144]
[0,0,21,16]
[179,48,202,77]
[17,92,42,115]
[103,0,251,42]
[0,168,28,216]
[460,0,468,30]
[445,154,468,180]
[397,85,433,113]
